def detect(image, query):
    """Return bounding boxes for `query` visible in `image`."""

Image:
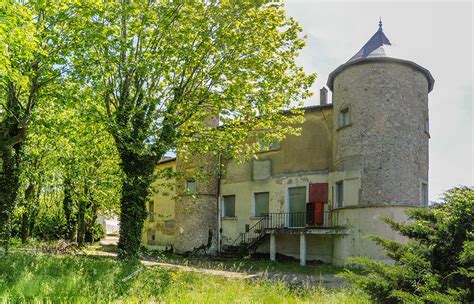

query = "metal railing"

[228,211,332,248]
[230,215,268,247]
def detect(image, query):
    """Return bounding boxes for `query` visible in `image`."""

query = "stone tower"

[173,114,219,254]
[327,21,434,264]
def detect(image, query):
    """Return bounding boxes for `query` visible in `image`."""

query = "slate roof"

[348,21,392,62]
[327,21,435,92]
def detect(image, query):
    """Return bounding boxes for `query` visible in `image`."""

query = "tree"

[0,1,75,252]
[342,187,474,303]
[73,1,315,259]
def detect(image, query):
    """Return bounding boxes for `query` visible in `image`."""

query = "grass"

[0,252,370,303]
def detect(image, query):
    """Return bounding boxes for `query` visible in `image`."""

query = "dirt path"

[93,236,344,288]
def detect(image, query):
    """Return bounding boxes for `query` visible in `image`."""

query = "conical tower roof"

[327,20,434,92]
[348,20,392,62]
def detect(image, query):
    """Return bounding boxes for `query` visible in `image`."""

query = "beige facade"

[141,160,176,250]
[141,23,434,266]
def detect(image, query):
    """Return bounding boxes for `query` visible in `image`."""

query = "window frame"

[223,195,236,218]
[257,138,281,153]
[253,192,270,217]
[338,107,350,129]
[185,179,196,194]
[335,181,344,208]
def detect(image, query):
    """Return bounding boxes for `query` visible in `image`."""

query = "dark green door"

[288,186,306,227]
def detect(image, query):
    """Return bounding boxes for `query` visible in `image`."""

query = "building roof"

[348,20,392,62]
[327,21,435,93]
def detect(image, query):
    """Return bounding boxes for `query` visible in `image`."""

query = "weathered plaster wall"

[222,108,334,184]
[220,172,329,245]
[331,206,411,266]
[332,61,430,206]
[142,162,176,250]
[220,108,334,248]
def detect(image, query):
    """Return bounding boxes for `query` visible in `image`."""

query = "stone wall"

[332,61,430,206]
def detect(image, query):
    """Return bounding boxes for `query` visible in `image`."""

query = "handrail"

[227,211,332,249]
[229,215,268,247]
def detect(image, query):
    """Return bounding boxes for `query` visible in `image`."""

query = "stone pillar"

[300,232,306,266]
[270,233,276,261]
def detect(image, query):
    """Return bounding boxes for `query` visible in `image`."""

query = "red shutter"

[315,202,324,225]
[309,183,328,203]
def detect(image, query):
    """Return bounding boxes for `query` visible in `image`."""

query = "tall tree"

[74,1,315,259]
[0,1,75,251]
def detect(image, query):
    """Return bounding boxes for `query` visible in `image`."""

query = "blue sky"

[285,1,473,201]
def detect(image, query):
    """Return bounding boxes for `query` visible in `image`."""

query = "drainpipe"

[217,153,222,253]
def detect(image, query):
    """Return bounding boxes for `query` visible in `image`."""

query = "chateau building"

[141,22,434,266]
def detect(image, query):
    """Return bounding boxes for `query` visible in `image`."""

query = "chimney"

[320,87,328,105]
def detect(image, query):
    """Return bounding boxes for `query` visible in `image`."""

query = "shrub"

[341,186,473,303]
[85,222,106,243]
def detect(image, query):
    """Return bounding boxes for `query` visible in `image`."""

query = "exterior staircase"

[221,216,270,258]
[220,211,332,258]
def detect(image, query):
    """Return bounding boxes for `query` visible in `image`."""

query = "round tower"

[328,21,434,264]
[173,114,219,255]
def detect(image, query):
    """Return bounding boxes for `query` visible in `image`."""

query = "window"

[223,195,236,217]
[254,192,269,216]
[148,200,154,222]
[335,181,344,208]
[258,139,280,152]
[186,180,196,194]
[421,183,428,206]
[338,108,350,128]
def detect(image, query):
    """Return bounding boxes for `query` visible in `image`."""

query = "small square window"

[254,192,269,216]
[339,108,350,128]
[258,139,280,153]
[186,180,196,194]
[223,195,236,217]
[335,181,344,208]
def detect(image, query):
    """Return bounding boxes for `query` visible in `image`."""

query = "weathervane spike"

[378,17,383,30]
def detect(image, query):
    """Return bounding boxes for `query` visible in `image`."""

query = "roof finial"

[378,17,383,31]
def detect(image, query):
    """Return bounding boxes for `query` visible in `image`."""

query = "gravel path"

[95,236,345,288]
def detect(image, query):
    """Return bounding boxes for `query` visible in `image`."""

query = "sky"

[284,1,473,201]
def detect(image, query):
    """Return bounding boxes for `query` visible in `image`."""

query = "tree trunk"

[0,144,22,253]
[117,151,155,260]
[77,199,86,246]
[21,213,29,243]
[63,177,77,242]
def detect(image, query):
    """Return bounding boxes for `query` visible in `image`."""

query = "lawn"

[0,252,370,303]
[87,241,344,276]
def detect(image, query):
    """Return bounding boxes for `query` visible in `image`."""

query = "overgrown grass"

[139,249,344,276]
[0,252,370,303]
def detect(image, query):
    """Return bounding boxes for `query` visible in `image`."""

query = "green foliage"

[70,1,315,259]
[0,252,369,303]
[341,186,474,303]
[0,0,78,251]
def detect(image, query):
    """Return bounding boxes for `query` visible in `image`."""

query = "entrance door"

[288,186,306,227]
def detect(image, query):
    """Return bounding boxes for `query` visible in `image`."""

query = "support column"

[270,233,276,262]
[300,232,306,266]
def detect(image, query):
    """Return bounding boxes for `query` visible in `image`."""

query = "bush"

[85,222,106,243]
[32,212,67,241]
[341,186,473,303]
